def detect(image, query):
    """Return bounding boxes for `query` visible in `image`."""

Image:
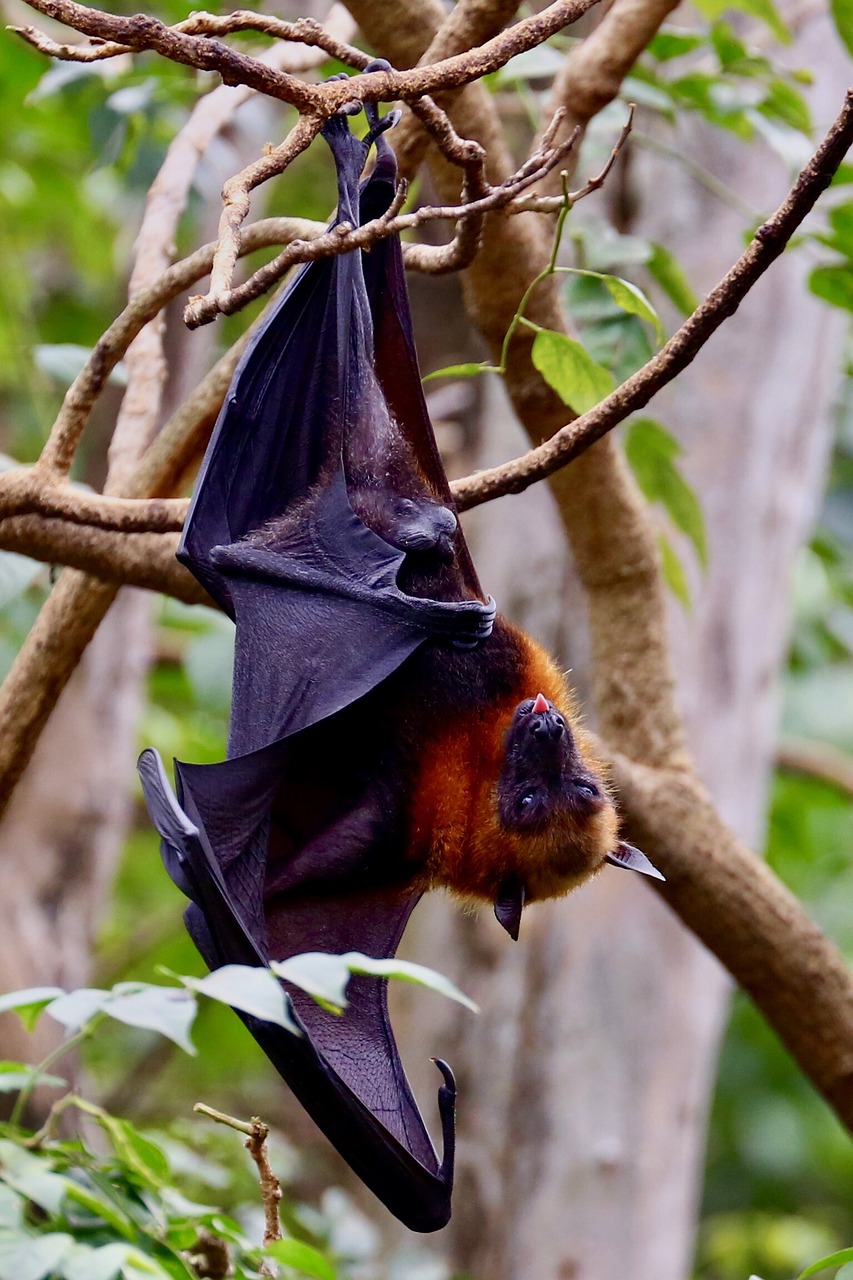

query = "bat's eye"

[573,780,599,800]
[519,792,536,808]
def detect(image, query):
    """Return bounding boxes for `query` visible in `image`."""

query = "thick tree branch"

[451,90,853,509]
[613,754,853,1126]
[16,0,601,112]
[0,519,207,604]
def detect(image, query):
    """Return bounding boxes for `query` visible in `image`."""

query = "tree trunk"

[394,17,846,1279]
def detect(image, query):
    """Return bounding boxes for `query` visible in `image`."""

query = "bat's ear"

[606,841,665,882]
[494,875,526,941]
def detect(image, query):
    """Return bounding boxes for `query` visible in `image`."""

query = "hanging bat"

[138,83,662,1234]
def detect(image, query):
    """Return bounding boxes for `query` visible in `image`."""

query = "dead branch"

[451,90,853,509]
[511,104,634,212]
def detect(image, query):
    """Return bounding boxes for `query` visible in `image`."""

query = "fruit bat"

[138,83,662,1233]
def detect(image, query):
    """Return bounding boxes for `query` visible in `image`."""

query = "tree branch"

[451,90,853,509]
[16,0,601,112]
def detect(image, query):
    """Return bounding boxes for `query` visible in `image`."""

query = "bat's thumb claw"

[431,1058,456,1188]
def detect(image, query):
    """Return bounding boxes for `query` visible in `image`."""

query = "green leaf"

[46,988,109,1030]
[264,1238,336,1280]
[624,418,708,567]
[657,532,691,609]
[647,243,699,316]
[602,276,664,343]
[531,329,614,414]
[343,953,479,1014]
[185,966,300,1035]
[422,362,495,383]
[272,954,350,1013]
[0,1230,74,1280]
[102,984,197,1054]
[692,0,790,42]
[798,1248,853,1278]
[0,1188,22,1231]
[0,988,63,1031]
[810,264,853,312]
[830,0,853,57]
[95,1117,170,1189]
[0,1064,66,1093]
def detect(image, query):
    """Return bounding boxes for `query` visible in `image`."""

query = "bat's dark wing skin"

[138,98,491,1231]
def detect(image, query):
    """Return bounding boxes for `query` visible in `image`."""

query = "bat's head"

[492,692,663,937]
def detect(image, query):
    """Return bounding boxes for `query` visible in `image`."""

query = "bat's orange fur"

[407,627,619,904]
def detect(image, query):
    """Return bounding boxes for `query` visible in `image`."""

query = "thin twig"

[195,1104,282,1273]
[511,103,634,212]
[451,89,853,510]
[11,7,369,66]
[184,119,582,324]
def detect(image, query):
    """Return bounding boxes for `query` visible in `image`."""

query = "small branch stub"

[194,1103,282,1263]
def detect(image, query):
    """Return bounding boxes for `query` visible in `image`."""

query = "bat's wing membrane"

[138,747,454,1230]
[139,98,483,1230]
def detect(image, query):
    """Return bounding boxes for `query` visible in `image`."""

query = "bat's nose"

[530,708,565,742]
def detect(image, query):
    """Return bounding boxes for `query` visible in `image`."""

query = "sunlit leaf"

[692,0,790,43]
[185,966,300,1035]
[343,954,479,1014]
[90,985,197,1054]
[798,1248,853,1278]
[422,362,495,383]
[624,418,708,567]
[0,552,43,610]
[0,988,63,1031]
[47,988,109,1031]
[830,0,853,57]
[272,954,350,1013]
[602,275,664,343]
[264,1237,336,1280]
[0,1187,22,1231]
[33,344,127,388]
[647,243,698,315]
[657,532,691,609]
[0,1063,66,1093]
[0,1230,74,1280]
[531,329,614,413]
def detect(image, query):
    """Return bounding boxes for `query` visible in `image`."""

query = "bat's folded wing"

[138,747,455,1232]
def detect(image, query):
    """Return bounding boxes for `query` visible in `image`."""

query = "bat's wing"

[138,95,486,1230]
[139,748,454,1231]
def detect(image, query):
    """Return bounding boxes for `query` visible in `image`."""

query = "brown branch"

[33,216,320,480]
[12,6,367,65]
[16,0,601,113]
[612,755,853,1128]
[532,0,682,191]
[185,115,580,323]
[194,1105,282,1274]
[511,103,634,212]
[451,90,853,510]
[0,518,207,604]
[0,470,186,531]
[776,736,853,798]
